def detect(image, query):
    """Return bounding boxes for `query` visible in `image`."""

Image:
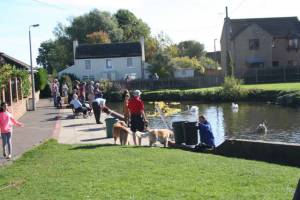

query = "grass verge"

[0,140,299,200]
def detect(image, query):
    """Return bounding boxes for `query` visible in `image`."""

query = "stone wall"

[213,139,300,167]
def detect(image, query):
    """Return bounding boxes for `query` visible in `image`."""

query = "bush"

[40,83,52,98]
[35,68,48,91]
[221,76,245,101]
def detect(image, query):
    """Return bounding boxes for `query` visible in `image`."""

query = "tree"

[36,40,72,74]
[147,52,173,78]
[226,52,234,77]
[177,40,205,59]
[86,31,111,44]
[170,57,204,74]
[65,9,123,43]
[35,68,48,91]
[114,9,150,41]
[145,37,159,61]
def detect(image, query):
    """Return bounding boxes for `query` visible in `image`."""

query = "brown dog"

[113,121,132,145]
[136,129,174,147]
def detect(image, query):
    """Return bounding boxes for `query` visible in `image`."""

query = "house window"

[106,59,112,69]
[249,39,259,50]
[288,39,299,49]
[182,70,186,75]
[89,75,95,80]
[127,58,133,67]
[272,61,279,67]
[85,60,91,70]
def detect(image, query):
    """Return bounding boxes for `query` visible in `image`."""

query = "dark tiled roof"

[0,52,30,69]
[230,17,300,39]
[75,42,142,59]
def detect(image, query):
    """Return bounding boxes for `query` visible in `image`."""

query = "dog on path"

[113,121,132,145]
[136,129,174,147]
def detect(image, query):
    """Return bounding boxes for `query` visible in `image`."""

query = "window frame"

[85,60,91,70]
[249,39,260,50]
[106,59,112,69]
[127,57,133,67]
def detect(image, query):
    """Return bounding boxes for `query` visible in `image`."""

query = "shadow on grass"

[70,143,116,150]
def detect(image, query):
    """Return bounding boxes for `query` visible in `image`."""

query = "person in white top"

[62,83,69,97]
[92,94,106,124]
[70,94,88,117]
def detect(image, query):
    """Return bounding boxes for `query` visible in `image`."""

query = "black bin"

[183,122,198,145]
[172,121,185,145]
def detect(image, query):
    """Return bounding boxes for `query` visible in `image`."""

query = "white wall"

[59,56,142,81]
[174,68,194,78]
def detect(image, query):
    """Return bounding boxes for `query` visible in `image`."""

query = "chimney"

[73,40,78,62]
[140,37,145,62]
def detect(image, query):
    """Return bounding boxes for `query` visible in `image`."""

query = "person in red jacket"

[128,90,148,145]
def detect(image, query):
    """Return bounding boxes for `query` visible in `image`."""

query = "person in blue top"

[197,115,215,149]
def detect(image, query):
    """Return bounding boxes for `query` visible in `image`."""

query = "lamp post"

[214,38,218,69]
[29,24,39,111]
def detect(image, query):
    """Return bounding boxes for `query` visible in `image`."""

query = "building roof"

[0,52,30,69]
[75,42,142,59]
[230,17,300,39]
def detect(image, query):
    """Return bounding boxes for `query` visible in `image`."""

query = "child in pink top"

[0,102,23,159]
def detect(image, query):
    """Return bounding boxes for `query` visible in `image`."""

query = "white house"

[173,68,195,78]
[58,38,147,81]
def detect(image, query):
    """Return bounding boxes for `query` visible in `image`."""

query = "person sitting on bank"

[92,94,106,124]
[196,115,215,150]
[128,90,148,145]
[70,94,88,118]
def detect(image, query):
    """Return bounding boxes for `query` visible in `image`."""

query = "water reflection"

[107,102,300,144]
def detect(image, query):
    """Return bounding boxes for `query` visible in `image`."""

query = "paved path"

[57,108,150,146]
[0,99,59,165]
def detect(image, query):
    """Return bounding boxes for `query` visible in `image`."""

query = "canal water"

[108,102,300,144]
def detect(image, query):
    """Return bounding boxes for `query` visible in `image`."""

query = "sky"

[1,0,300,67]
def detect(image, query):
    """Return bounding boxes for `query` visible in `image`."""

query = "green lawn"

[0,140,299,200]
[146,82,300,93]
[241,82,300,91]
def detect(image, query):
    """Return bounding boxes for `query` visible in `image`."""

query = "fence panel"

[244,66,300,83]
[111,75,223,90]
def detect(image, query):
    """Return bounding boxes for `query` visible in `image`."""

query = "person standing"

[92,94,106,124]
[51,79,59,106]
[128,90,148,145]
[62,82,69,97]
[79,82,86,103]
[87,81,95,106]
[122,90,130,125]
[0,102,23,159]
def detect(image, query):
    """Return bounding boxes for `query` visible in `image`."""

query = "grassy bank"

[0,140,299,199]
[140,82,300,106]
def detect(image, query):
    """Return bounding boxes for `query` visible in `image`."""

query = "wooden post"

[1,87,4,102]
[8,78,13,113]
[14,77,18,102]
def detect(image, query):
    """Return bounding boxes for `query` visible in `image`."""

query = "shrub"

[221,76,245,101]
[40,83,52,98]
[35,68,48,91]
